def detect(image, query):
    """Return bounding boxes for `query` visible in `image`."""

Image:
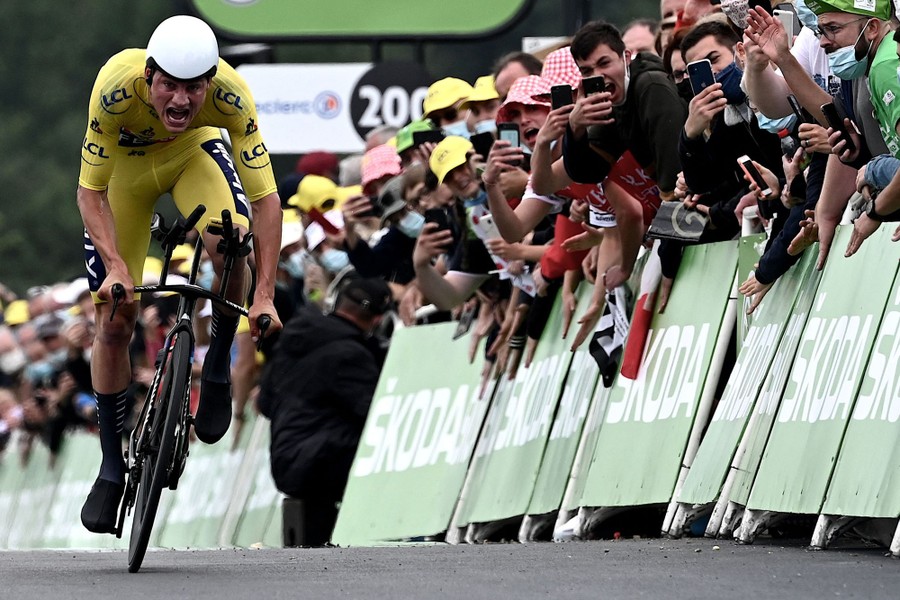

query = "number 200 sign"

[350,62,432,140]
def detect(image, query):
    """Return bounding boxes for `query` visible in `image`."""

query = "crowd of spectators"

[4,0,900,543]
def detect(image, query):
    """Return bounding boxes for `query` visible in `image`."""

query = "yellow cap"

[422,77,475,117]
[461,75,499,109]
[3,299,30,326]
[429,136,474,184]
[287,175,347,214]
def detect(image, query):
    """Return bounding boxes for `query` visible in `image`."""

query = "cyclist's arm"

[76,185,133,302]
[250,192,283,334]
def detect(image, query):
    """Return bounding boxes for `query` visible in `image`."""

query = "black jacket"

[563,53,687,194]
[257,305,381,499]
[346,226,416,284]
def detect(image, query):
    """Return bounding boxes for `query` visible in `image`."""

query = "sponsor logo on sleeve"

[89,117,103,135]
[240,142,271,170]
[81,137,111,166]
[244,118,258,136]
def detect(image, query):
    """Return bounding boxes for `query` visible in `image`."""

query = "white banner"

[238,62,429,154]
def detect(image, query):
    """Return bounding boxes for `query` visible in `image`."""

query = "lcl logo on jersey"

[214,88,244,115]
[101,87,132,114]
[240,142,270,169]
[81,137,111,166]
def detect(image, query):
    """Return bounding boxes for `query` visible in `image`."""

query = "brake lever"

[256,315,272,352]
[109,283,126,322]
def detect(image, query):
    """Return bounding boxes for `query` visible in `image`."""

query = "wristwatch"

[865,197,887,222]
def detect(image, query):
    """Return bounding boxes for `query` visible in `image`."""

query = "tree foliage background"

[0,0,657,295]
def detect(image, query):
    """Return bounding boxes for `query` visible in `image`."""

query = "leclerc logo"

[313,92,341,119]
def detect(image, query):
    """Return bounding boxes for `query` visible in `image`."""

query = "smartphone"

[820,101,857,154]
[452,303,477,340]
[497,122,520,148]
[687,59,715,96]
[787,94,810,124]
[423,207,451,234]
[773,9,794,41]
[551,84,575,109]
[737,155,773,198]
[581,75,606,96]
[470,131,495,159]
[474,213,502,240]
[412,129,445,146]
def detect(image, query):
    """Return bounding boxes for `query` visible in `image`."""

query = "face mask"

[197,260,214,291]
[615,53,631,106]
[442,120,470,138]
[474,119,496,135]
[716,62,746,104]
[828,21,873,80]
[318,248,351,274]
[0,347,26,374]
[282,250,306,279]
[794,0,818,32]
[396,211,425,238]
[755,111,797,134]
[676,79,694,103]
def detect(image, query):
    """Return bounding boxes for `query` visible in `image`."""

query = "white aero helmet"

[146,15,219,80]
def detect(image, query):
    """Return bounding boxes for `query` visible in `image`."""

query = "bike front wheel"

[127,331,192,573]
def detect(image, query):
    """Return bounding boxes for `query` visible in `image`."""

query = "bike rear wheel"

[127,332,192,573]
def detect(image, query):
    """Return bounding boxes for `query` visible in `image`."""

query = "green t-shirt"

[868,37,900,158]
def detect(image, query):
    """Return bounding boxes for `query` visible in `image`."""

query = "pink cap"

[496,75,551,123]
[361,144,402,194]
[539,47,581,93]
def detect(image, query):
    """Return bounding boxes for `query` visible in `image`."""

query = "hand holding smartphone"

[737,154,773,198]
[581,75,607,96]
[687,59,715,96]
[820,101,857,155]
[551,84,575,109]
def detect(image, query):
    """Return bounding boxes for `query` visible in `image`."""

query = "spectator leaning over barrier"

[676,19,787,283]
[413,136,500,310]
[257,276,393,547]
[422,77,476,138]
[791,0,900,258]
[492,51,544,100]
[536,21,685,294]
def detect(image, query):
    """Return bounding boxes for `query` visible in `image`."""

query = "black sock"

[203,308,239,384]
[95,389,127,483]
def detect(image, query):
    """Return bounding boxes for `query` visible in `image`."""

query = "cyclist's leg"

[82,164,158,533]
[172,134,252,444]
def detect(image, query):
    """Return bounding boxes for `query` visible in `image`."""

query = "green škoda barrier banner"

[332,322,489,545]
[579,241,737,508]
[455,294,573,527]
[748,226,900,515]
[823,252,900,518]
[677,249,817,507]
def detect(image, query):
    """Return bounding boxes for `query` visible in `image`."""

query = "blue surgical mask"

[318,248,351,274]
[828,22,873,80]
[396,211,425,238]
[474,119,496,135]
[795,0,819,32]
[442,120,471,138]
[282,250,306,279]
[716,62,746,105]
[197,260,215,290]
[755,111,797,134]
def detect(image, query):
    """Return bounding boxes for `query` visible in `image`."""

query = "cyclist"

[77,15,283,534]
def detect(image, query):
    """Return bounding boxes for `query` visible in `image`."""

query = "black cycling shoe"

[81,478,124,534]
[194,379,232,444]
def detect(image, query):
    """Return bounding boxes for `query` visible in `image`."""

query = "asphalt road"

[1,537,897,599]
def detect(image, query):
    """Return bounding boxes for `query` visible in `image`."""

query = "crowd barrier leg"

[810,515,864,550]
[664,290,738,537]
[717,501,745,538]
[736,508,784,543]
